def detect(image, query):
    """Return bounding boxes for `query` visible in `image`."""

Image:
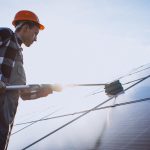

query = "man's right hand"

[0,81,6,94]
[20,84,53,100]
[37,84,53,97]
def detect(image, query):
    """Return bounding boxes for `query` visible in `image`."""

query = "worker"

[0,10,53,150]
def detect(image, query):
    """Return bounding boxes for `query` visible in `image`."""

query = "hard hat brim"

[39,23,45,30]
[12,20,45,30]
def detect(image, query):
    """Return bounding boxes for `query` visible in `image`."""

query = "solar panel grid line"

[14,97,150,127]
[22,74,150,149]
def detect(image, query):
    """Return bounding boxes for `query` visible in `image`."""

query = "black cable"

[11,109,61,136]
[22,74,150,150]
[15,74,150,127]
[118,66,150,80]
[89,89,105,96]
[129,66,150,75]
[84,76,149,97]
[15,106,53,124]
[22,97,116,149]
[122,77,146,85]
[16,97,150,126]
[89,77,146,96]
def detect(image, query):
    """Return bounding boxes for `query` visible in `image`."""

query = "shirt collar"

[15,34,23,46]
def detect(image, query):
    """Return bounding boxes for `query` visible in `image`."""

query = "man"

[0,10,53,150]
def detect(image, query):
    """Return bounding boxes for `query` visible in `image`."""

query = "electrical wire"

[11,63,150,148]
[88,77,145,96]
[122,76,146,85]
[11,108,61,136]
[15,74,150,126]
[83,76,149,97]
[15,106,53,123]
[88,89,105,96]
[22,74,150,149]
[65,64,150,89]
[70,75,149,88]
[129,63,149,72]
[16,97,150,126]
[118,65,150,80]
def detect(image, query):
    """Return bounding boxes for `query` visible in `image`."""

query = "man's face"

[22,25,39,47]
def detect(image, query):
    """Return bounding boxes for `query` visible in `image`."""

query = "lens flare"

[51,84,63,92]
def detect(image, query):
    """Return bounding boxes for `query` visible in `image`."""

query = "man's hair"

[15,21,39,32]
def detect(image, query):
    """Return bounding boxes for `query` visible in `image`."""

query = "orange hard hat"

[12,10,45,30]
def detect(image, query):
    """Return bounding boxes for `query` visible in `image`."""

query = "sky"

[1,0,150,149]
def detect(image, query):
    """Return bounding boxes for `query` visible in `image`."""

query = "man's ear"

[22,24,30,32]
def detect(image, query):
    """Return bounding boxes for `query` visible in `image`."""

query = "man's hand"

[20,84,53,100]
[37,84,53,97]
[0,81,6,94]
